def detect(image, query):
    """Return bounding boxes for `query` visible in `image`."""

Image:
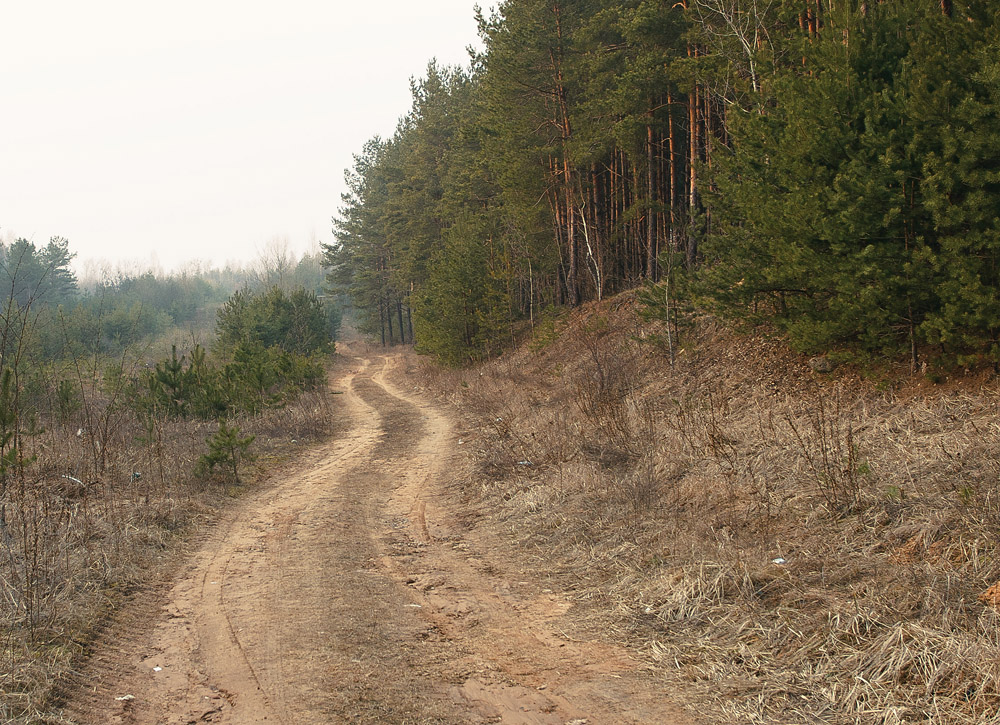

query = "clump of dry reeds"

[416,297,1000,724]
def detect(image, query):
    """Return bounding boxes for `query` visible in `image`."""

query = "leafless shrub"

[784,391,867,516]
[572,321,652,459]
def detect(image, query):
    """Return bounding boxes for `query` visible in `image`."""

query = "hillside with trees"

[326,0,1000,370]
[318,1,1000,722]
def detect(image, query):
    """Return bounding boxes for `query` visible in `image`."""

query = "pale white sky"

[0,1,487,273]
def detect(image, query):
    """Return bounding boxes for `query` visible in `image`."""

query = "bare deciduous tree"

[249,236,294,290]
[691,0,777,99]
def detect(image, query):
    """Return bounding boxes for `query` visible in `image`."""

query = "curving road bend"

[62,356,694,725]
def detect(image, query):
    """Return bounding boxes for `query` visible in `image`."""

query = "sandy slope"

[60,355,695,724]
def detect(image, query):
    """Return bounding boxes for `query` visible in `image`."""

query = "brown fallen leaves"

[979,582,1000,611]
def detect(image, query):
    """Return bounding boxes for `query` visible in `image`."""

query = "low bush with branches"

[195,421,256,487]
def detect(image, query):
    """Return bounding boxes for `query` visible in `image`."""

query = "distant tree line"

[326,0,1000,368]
[0,235,338,494]
[0,236,337,364]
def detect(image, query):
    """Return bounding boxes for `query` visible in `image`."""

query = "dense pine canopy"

[326,0,1000,368]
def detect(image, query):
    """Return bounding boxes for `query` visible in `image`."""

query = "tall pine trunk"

[646,122,657,279]
[687,83,699,268]
[668,91,679,255]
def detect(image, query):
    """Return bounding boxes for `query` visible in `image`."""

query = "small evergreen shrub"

[195,421,255,485]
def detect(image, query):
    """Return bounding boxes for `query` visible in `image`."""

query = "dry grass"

[0,362,341,723]
[414,292,1000,724]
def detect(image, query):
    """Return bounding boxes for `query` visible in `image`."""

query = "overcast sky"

[0,1,487,273]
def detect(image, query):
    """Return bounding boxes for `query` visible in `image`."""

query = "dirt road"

[62,356,694,724]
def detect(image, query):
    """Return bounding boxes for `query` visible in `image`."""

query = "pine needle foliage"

[195,421,256,485]
[330,0,1000,369]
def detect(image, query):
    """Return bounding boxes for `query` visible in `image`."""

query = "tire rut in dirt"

[54,363,481,725]
[279,367,473,723]
[351,373,425,461]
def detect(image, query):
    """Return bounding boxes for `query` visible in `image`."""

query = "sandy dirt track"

[61,355,695,724]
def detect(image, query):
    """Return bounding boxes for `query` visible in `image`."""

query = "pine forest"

[326,0,1000,369]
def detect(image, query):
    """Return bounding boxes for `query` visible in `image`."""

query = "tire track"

[59,354,698,725]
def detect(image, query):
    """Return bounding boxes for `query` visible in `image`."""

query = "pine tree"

[916,2,1000,362]
[196,421,255,486]
[691,1,953,359]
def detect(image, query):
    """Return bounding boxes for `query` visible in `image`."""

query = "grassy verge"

[415,293,1000,724]
[0,360,343,723]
